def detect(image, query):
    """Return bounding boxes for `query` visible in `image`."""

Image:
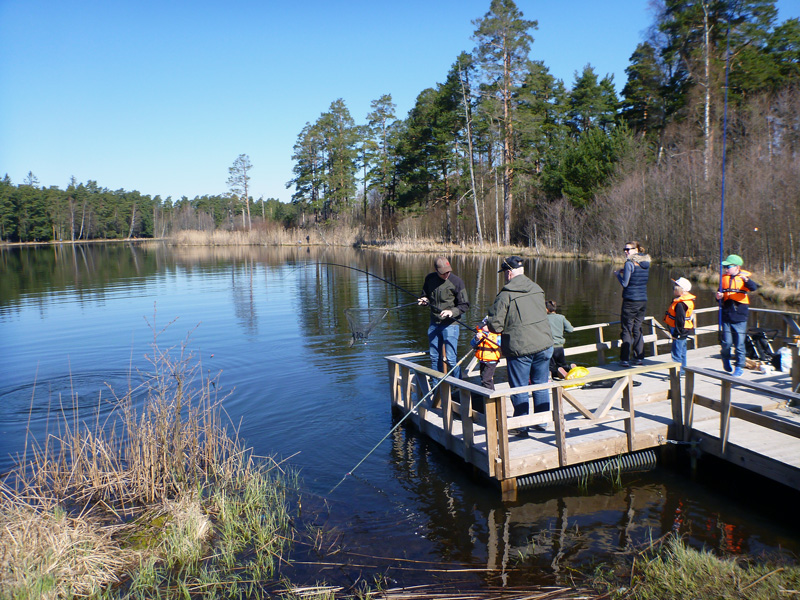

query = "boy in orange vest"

[472,317,501,390]
[665,277,695,376]
[714,254,759,376]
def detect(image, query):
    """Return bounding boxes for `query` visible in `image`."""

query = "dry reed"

[0,320,295,598]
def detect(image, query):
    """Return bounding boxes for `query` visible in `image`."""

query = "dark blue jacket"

[617,254,651,302]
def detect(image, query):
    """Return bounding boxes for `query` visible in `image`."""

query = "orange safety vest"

[721,269,752,304]
[664,293,695,329]
[475,328,501,362]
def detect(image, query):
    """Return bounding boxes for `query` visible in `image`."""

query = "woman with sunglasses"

[615,241,651,367]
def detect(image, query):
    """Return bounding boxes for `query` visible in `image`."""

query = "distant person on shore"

[715,254,759,377]
[486,256,553,429]
[546,300,576,379]
[664,277,695,376]
[615,241,651,367]
[418,256,469,379]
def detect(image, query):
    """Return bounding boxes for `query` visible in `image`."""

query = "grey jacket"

[487,274,553,358]
[547,313,574,346]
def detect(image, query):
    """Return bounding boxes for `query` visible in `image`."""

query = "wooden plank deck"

[386,338,800,500]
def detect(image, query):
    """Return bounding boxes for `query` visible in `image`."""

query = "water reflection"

[1,242,798,588]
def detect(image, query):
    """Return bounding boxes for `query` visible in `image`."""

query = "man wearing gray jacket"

[486,256,554,419]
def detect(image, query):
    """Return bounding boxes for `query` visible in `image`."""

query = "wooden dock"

[386,307,800,500]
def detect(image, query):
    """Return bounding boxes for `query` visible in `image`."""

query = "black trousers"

[550,346,569,378]
[473,361,497,414]
[620,299,647,361]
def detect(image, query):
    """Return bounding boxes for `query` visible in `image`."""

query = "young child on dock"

[546,300,576,379]
[664,277,695,376]
[472,317,501,390]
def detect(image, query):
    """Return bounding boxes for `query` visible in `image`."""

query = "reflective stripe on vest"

[664,293,695,329]
[721,270,752,304]
[475,328,501,362]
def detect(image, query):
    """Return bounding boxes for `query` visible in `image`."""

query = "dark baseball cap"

[498,256,524,272]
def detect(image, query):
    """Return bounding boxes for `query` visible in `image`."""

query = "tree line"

[0,172,299,243]
[3,0,799,273]
[286,0,800,271]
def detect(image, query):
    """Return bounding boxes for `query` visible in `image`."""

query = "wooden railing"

[387,352,682,495]
[683,363,800,456]
[465,306,800,385]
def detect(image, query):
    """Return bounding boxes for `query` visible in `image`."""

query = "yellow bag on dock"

[564,366,590,388]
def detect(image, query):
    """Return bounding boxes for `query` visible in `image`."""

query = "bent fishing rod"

[319,262,500,348]
[717,14,732,339]
[328,347,474,495]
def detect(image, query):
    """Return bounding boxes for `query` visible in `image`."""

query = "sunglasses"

[623,247,634,251]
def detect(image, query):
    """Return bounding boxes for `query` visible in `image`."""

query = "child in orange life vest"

[664,277,696,376]
[471,317,501,390]
[715,254,759,376]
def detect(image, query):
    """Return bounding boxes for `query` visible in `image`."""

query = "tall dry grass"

[170,222,364,247]
[0,318,296,598]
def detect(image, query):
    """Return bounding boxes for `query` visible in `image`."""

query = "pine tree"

[621,42,666,136]
[227,154,253,230]
[364,94,397,228]
[473,0,537,244]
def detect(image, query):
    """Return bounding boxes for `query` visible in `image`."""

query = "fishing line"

[319,262,500,348]
[318,262,419,301]
[328,348,474,495]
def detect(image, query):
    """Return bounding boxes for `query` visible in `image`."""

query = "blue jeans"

[670,328,687,373]
[428,322,461,379]
[720,320,747,369]
[507,346,554,416]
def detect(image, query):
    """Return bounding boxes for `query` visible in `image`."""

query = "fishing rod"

[318,262,419,301]
[328,347,474,495]
[319,262,500,347]
[717,14,732,338]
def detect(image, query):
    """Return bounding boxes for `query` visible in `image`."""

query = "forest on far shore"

[2,0,799,277]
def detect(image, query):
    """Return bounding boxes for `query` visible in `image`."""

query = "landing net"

[344,301,417,346]
[345,308,389,346]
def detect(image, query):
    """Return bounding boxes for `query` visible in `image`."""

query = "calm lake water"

[1,242,798,587]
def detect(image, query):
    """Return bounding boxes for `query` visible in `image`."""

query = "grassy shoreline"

[9,230,797,305]
[166,229,800,306]
[587,533,800,599]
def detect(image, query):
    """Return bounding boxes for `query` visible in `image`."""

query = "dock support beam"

[500,477,517,502]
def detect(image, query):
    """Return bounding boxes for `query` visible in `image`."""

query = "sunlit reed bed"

[0,326,298,599]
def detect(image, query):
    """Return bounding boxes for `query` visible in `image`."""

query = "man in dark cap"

[485,256,553,427]
[418,256,469,378]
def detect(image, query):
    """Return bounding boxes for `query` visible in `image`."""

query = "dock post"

[684,370,695,442]
[552,386,567,466]
[500,477,517,502]
[596,328,606,365]
[388,361,400,408]
[484,398,499,479]
[669,364,683,439]
[622,375,635,452]
[720,379,732,454]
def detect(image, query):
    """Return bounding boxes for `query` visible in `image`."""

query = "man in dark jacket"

[486,256,554,419]
[418,256,470,378]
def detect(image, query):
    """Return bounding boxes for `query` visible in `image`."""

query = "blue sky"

[2,0,799,203]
